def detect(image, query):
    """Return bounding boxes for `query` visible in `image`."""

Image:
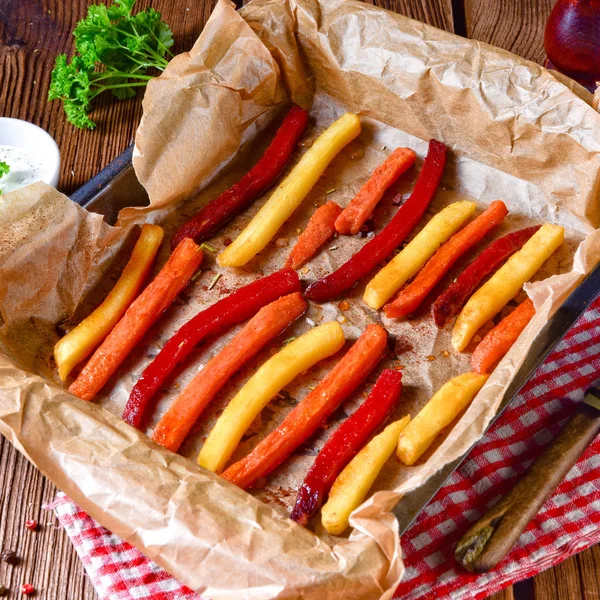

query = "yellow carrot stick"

[322,415,411,535]
[54,224,164,381]
[452,223,564,352]
[218,113,361,267]
[197,321,345,473]
[364,201,477,310]
[397,372,489,465]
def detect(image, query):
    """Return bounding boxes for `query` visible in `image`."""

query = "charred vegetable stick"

[397,372,488,465]
[171,106,309,249]
[54,224,163,381]
[198,321,345,473]
[384,201,508,319]
[291,368,403,526]
[364,201,476,310]
[123,269,301,428]
[432,226,541,328]
[335,147,416,235]
[152,293,307,452]
[305,139,447,303]
[285,202,342,269]
[322,415,411,535]
[452,223,564,351]
[69,238,203,401]
[471,298,535,374]
[218,113,361,267]
[222,324,388,489]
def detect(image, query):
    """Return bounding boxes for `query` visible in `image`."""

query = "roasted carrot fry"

[68,238,203,401]
[284,202,342,269]
[152,292,307,452]
[222,324,388,489]
[471,299,535,374]
[396,372,488,465]
[171,106,309,249]
[218,113,361,267]
[290,368,403,526]
[364,201,477,310]
[383,200,508,319]
[335,148,416,235]
[198,321,345,473]
[321,415,410,535]
[432,226,540,328]
[452,223,564,351]
[54,224,164,381]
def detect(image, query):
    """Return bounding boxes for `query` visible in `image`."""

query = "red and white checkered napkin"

[52,296,600,600]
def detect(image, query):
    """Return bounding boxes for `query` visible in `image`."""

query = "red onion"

[544,0,600,90]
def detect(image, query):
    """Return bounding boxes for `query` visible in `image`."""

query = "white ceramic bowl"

[0,117,61,188]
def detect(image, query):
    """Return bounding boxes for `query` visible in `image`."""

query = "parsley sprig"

[48,0,173,129]
[0,161,9,196]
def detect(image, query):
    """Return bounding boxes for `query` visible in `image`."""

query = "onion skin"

[544,0,600,88]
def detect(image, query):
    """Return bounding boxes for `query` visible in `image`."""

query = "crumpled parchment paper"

[1,0,600,598]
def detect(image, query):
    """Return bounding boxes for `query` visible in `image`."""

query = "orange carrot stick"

[384,200,508,319]
[335,147,416,235]
[69,238,203,401]
[221,323,388,489]
[284,202,342,269]
[471,298,535,374]
[152,292,307,452]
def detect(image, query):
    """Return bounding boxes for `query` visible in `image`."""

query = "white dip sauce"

[0,145,47,195]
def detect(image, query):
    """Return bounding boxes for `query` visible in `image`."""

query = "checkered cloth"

[51,296,600,600]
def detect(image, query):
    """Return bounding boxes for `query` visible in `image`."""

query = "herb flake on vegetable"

[48,0,173,129]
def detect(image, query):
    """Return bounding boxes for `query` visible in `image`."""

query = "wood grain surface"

[0,0,598,598]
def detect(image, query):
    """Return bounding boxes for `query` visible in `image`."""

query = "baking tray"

[70,146,600,535]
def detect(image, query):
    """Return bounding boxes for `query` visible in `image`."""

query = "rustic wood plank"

[490,587,515,600]
[366,0,455,32]
[464,0,554,64]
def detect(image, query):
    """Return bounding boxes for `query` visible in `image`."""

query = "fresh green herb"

[208,273,221,290]
[325,188,336,194]
[200,242,217,254]
[0,162,9,195]
[190,269,203,282]
[48,0,173,129]
[281,336,296,346]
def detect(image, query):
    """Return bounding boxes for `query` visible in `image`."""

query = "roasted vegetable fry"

[152,293,307,452]
[123,268,301,428]
[171,106,309,249]
[321,415,411,535]
[432,226,540,328]
[222,324,388,489]
[396,372,489,465]
[305,139,447,303]
[69,238,203,401]
[363,201,476,310]
[218,113,361,267]
[452,223,564,351]
[54,224,164,381]
[284,201,342,269]
[198,321,345,473]
[384,200,508,319]
[471,298,535,374]
[335,147,416,235]
[290,368,403,526]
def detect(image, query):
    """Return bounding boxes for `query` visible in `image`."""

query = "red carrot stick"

[335,147,416,235]
[471,298,535,374]
[222,324,388,489]
[384,200,508,319]
[122,269,301,428]
[284,202,342,269]
[290,368,403,526]
[304,140,447,303]
[171,106,309,249]
[152,292,307,452]
[69,238,203,401]
[432,226,541,328]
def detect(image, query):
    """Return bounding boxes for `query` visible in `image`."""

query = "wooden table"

[1,0,598,598]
